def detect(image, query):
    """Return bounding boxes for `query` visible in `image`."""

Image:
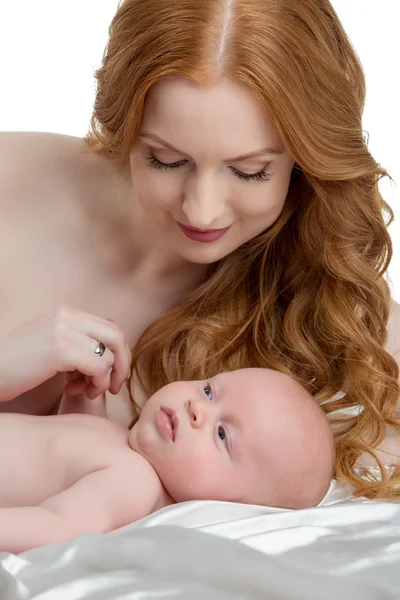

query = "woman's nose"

[182,173,227,230]
[186,398,208,428]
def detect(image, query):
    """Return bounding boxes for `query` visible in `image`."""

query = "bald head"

[136,367,335,510]
[265,371,335,508]
[227,368,336,509]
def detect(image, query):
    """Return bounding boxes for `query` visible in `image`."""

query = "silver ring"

[94,342,106,357]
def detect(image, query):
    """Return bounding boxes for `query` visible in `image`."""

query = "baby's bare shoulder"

[102,450,165,525]
[111,447,161,485]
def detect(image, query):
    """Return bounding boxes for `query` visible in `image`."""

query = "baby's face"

[129,368,333,508]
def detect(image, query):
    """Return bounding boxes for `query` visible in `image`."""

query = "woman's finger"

[55,308,130,395]
[86,368,111,400]
[62,330,115,368]
[73,322,130,394]
[65,366,112,399]
[56,340,110,384]
[65,375,87,396]
[66,370,82,383]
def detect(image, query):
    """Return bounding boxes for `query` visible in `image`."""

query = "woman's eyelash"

[230,167,272,183]
[146,156,186,170]
[146,155,272,183]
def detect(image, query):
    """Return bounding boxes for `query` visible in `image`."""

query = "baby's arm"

[0,454,163,554]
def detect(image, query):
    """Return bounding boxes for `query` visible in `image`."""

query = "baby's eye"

[204,383,213,401]
[218,425,227,444]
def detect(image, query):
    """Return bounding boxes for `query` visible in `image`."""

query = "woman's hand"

[0,306,131,403]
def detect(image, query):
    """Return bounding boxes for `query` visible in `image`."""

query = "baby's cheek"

[166,452,221,502]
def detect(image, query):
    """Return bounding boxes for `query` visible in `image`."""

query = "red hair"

[85,0,400,499]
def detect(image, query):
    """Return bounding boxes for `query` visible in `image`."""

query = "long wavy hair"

[85,0,400,499]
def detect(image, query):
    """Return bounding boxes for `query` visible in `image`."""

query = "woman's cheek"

[142,176,181,208]
[236,189,286,219]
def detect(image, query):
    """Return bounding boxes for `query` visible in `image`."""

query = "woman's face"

[129,76,295,264]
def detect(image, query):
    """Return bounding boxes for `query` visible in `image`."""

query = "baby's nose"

[186,398,207,428]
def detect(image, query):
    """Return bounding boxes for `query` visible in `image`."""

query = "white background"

[0,1,398,301]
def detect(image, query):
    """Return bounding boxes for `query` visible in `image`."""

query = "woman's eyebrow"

[224,148,284,162]
[139,132,182,154]
[139,131,284,162]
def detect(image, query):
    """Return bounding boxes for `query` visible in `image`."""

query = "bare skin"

[1,132,399,423]
[0,75,399,449]
[0,368,334,554]
[0,412,173,554]
[0,77,300,421]
[0,132,202,423]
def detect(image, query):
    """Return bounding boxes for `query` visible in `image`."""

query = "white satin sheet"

[1,480,400,599]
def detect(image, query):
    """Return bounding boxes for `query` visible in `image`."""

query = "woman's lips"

[177,222,231,243]
[156,407,179,442]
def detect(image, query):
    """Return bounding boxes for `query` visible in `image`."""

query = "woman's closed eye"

[147,155,186,171]
[229,166,272,183]
[146,155,272,183]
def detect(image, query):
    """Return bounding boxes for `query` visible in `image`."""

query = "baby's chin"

[127,422,151,457]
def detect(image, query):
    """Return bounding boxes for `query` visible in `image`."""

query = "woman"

[0,0,399,499]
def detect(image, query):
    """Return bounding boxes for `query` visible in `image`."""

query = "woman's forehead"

[141,76,282,147]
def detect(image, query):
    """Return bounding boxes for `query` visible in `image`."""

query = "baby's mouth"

[160,407,179,441]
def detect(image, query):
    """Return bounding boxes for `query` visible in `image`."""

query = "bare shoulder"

[40,453,166,535]
[0,131,115,214]
[387,299,400,360]
[0,132,80,212]
[106,450,166,525]
[0,131,84,178]
[119,449,162,490]
[0,130,83,154]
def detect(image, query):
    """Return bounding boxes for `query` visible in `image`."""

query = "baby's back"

[0,413,129,507]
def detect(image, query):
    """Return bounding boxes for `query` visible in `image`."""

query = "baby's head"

[129,368,335,509]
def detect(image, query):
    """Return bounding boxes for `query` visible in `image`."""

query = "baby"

[0,367,335,554]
